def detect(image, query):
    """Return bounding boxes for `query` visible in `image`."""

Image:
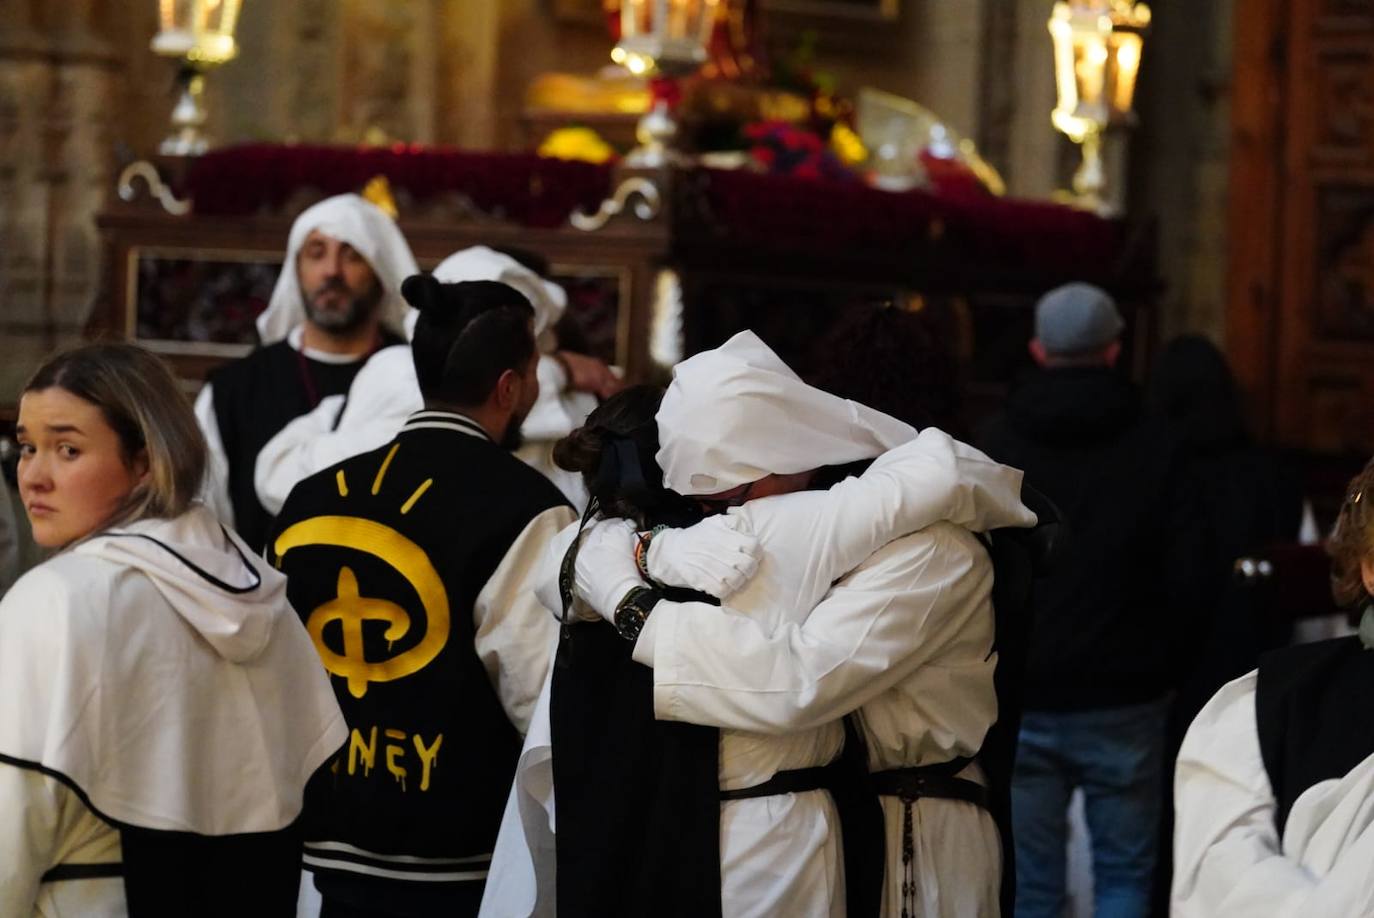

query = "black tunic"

[210,334,404,552]
[1256,636,1374,837]
[551,599,724,918]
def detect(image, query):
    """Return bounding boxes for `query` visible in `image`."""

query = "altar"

[92,143,1157,428]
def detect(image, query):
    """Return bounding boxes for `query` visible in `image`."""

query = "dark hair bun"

[553,424,606,475]
[401,273,445,314]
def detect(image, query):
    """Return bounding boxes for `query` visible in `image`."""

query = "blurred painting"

[130,249,281,356]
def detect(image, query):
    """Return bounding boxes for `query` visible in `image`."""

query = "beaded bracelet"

[635,524,669,582]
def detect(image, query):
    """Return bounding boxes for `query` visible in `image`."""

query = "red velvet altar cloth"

[686,167,1129,289]
[180,145,1127,286]
[182,144,614,228]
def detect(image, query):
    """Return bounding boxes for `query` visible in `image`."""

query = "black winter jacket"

[979,367,1207,710]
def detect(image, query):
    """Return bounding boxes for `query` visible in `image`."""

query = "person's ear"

[494,368,519,410]
[1361,557,1374,598]
[131,447,151,486]
[1028,339,1048,367]
[1104,339,1122,368]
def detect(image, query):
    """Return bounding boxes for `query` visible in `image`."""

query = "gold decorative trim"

[570,177,661,232]
[117,161,192,216]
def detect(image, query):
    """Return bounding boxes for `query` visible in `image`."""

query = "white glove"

[573,519,647,624]
[645,513,760,599]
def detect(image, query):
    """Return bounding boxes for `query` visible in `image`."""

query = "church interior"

[3,1,1374,914]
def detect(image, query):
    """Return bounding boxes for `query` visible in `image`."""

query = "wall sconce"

[610,0,720,167]
[1048,0,1150,212]
[152,0,243,156]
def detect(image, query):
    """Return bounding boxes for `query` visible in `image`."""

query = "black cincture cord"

[556,497,602,668]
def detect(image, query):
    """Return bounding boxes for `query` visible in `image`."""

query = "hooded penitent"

[656,330,923,495]
[0,506,346,835]
[432,245,567,339]
[256,193,420,345]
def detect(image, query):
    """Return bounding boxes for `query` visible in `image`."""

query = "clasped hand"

[571,514,761,624]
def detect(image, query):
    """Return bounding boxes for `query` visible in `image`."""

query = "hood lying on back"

[75,504,286,663]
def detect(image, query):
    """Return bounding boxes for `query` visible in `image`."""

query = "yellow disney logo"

[274,514,450,699]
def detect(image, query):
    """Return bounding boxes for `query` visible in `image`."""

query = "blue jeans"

[1011,699,1169,918]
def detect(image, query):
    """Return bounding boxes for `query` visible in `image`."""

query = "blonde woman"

[0,344,346,917]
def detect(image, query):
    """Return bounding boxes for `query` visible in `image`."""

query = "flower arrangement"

[743,120,855,182]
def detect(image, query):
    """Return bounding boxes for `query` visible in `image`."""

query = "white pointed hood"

[258,193,420,345]
[656,330,918,495]
[0,505,346,834]
[432,245,567,338]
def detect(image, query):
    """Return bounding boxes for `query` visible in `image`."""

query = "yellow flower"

[830,123,867,167]
[538,127,616,164]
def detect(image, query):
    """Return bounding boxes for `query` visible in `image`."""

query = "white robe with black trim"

[1172,671,1374,917]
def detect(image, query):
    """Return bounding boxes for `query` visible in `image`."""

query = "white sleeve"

[1172,672,1374,917]
[0,763,61,915]
[254,347,422,515]
[736,426,1034,597]
[634,525,990,735]
[473,505,578,734]
[520,355,595,442]
[194,384,236,529]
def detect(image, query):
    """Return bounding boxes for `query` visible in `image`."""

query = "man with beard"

[268,275,573,918]
[250,245,622,520]
[194,193,419,551]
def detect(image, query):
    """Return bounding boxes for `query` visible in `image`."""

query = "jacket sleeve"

[193,384,236,529]
[632,525,992,735]
[474,505,578,735]
[1172,672,1374,917]
[0,764,61,914]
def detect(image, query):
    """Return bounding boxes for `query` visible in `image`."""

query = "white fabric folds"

[432,245,567,338]
[0,506,347,835]
[1173,671,1374,916]
[656,330,918,495]
[257,193,419,345]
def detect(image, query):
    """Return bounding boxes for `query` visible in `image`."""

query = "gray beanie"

[1034,282,1124,356]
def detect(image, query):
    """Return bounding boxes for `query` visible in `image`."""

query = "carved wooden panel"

[1316,186,1374,339]
[1317,0,1374,31]
[1312,45,1374,164]
[1306,374,1372,454]
[1230,0,1374,457]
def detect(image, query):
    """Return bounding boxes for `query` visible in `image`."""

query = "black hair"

[1145,334,1248,452]
[807,303,966,438]
[403,275,536,407]
[552,385,702,529]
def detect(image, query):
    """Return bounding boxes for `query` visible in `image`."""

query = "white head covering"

[432,245,567,338]
[257,193,420,345]
[656,330,918,495]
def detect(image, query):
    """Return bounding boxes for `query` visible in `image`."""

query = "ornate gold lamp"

[1048,0,1150,212]
[610,0,721,167]
[152,0,244,156]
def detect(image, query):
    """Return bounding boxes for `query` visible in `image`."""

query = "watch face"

[614,588,659,641]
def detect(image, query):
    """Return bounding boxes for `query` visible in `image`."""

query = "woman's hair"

[1328,457,1374,609]
[553,385,700,528]
[807,303,965,438]
[24,343,206,526]
[1145,334,1248,451]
